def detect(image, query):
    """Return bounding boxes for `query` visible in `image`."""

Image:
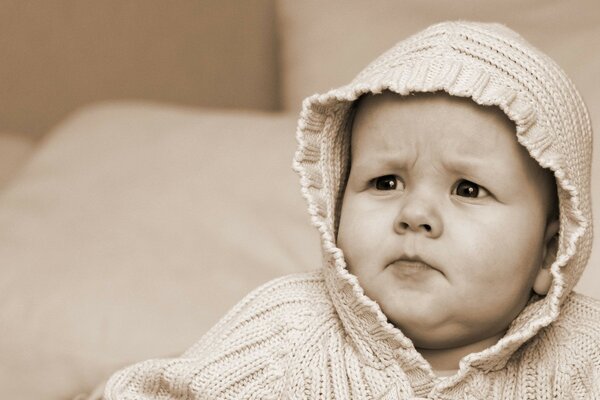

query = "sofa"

[2,1,599,398]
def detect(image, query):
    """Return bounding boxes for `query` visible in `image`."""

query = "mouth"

[389,255,441,275]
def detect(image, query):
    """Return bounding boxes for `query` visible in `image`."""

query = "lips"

[393,259,432,270]
[389,254,441,275]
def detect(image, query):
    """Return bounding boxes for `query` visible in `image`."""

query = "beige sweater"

[105,271,600,399]
[105,21,600,399]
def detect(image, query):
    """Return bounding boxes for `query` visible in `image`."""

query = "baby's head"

[337,91,559,364]
[294,21,592,369]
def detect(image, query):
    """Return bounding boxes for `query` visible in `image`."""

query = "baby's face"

[337,92,558,353]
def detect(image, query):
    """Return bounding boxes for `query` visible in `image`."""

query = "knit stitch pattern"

[104,21,599,399]
[104,272,600,398]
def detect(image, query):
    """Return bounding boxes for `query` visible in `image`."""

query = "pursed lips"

[389,255,441,275]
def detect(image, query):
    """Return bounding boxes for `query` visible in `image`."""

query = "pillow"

[277,0,600,297]
[0,132,35,186]
[0,101,320,399]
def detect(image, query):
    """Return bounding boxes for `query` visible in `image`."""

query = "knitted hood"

[293,21,593,377]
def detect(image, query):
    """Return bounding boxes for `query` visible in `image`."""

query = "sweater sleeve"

[103,272,325,400]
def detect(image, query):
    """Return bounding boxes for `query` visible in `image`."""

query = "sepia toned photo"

[1,1,599,399]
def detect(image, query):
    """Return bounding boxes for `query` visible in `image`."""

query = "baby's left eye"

[453,180,489,198]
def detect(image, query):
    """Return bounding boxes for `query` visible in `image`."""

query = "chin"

[384,308,470,348]
[401,324,443,344]
[380,294,443,322]
[386,309,448,342]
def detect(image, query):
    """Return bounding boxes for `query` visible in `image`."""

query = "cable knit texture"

[104,21,600,399]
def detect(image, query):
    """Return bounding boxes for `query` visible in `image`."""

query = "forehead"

[346,90,557,214]
[350,91,517,158]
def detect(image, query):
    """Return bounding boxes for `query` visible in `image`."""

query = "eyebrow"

[350,154,411,173]
[351,153,503,181]
[441,156,496,174]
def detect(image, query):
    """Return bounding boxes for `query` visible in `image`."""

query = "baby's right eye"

[373,175,402,191]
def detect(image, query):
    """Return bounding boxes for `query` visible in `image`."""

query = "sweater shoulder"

[559,291,600,328]
[526,292,600,385]
[542,292,600,347]
[104,270,334,399]
[185,270,333,354]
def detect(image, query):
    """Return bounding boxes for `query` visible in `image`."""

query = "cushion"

[0,102,320,399]
[277,0,600,297]
[0,132,35,186]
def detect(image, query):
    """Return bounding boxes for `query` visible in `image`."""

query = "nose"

[394,192,443,238]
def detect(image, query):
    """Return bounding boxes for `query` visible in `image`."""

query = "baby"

[104,21,600,399]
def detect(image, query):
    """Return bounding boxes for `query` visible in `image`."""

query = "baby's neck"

[416,333,504,371]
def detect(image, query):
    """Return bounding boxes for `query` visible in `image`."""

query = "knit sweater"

[104,21,600,399]
[104,271,600,399]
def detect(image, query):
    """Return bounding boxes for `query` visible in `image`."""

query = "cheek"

[337,199,394,273]
[450,208,545,293]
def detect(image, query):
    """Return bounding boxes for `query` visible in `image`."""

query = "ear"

[533,218,560,296]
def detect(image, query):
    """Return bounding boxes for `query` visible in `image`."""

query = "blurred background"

[1,1,599,399]
[0,0,280,141]
[0,0,280,184]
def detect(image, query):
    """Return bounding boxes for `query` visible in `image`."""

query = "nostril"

[397,221,435,234]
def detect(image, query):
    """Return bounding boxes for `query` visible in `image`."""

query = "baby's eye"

[373,175,402,191]
[453,179,488,198]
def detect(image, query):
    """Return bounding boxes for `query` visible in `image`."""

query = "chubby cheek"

[337,199,394,278]
[449,209,545,308]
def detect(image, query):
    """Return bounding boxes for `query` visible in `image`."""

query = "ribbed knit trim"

[292,20,592,387]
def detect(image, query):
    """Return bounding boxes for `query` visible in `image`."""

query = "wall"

[0,0,279,139]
